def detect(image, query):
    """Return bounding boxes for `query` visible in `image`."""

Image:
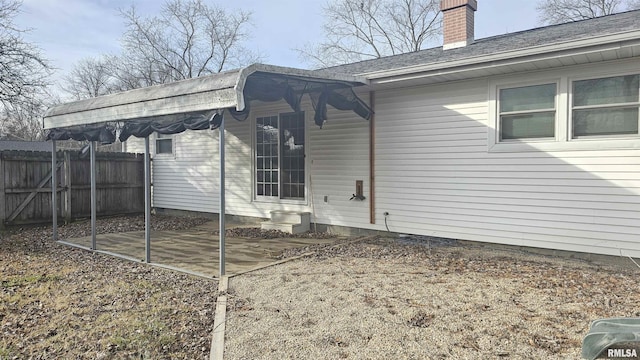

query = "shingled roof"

[327,9,640,76]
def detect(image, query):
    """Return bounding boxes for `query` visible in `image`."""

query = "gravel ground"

[0,215,217,359]
[225,236,640,359]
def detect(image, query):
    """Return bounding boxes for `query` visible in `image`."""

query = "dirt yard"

[4,217,640,359]
[0,215,217,359]
[225,236,640,359]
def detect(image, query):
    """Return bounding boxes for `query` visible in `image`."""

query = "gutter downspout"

[369,91,376,224]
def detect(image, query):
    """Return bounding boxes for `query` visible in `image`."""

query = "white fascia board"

[43,88,237,129]
[43,71,240,129]
[365,30,640,85]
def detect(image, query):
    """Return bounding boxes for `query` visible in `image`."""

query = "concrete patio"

[60,221,341,277]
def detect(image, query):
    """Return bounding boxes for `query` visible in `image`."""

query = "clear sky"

[14,0,540,87]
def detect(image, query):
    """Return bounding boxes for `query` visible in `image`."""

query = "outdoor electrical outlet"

[324,195,328,203]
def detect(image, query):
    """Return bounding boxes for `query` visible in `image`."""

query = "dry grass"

[0,217,217,360]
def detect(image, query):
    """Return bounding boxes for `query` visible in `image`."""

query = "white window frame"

[155,133,175,157]
[489,77,564,152]
[488,59,640,153]
[569,72,640,141]
[496,81,559,142]
[252,111,308,205]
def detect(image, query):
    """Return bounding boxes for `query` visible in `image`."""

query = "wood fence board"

[7,162,62,222]
[1,150,144,225]
[0,154,5,229]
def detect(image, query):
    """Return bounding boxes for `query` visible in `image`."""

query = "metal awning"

[44,63,372,279]
[43,63,370,131]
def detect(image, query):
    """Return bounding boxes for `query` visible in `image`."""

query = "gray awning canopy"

[44,63,372,143]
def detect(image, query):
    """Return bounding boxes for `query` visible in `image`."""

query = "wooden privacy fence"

[0,150,144,228]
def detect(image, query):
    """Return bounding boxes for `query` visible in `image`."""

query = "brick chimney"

[440,0,477,50]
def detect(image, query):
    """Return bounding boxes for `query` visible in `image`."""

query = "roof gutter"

[365,30,640,84]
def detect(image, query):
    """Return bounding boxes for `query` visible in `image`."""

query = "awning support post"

[90,141,97,250]
[144,137,151,263]
[219,114,226,277]
[369,91,376,224]
[51,140,58,241]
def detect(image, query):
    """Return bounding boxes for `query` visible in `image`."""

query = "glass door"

[279,112,305,199]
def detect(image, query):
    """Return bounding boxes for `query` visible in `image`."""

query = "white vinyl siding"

[376,72,640,258]
[125,57,640,258]
[128,130,220,213]
[125,98,371,226]
[308,101,371,229]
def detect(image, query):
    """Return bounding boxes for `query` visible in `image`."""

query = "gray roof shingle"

[327,9,640,76]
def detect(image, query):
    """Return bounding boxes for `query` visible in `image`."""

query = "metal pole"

[90,141,97,250]
[51,140,58,241]
[63,151,72,224]
[219,115,226,277]
[144,137,151,263]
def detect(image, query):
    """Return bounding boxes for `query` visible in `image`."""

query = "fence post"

[0,152,5,230]
[52,141,58,241]
[63,151,72,223]
[144,137,151,263]
[90,141,96,250]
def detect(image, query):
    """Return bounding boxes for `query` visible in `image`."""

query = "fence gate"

[0,150,144,228]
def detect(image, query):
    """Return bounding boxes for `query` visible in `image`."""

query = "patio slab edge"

[226,235,379,278]
[210,276,229,360]
[57,240,215,279]
[227,252,316,278]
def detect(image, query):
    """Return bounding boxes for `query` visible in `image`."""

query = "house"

[0,140,52,152]
[44,0,640,259]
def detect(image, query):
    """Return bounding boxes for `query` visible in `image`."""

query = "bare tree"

[65,53,154,98]
[537,0,640,24]
[63,0,260,98]
[0,0,51,141]
[119,0,260,86]
[0,0,50,109]
[63,0,260,101]
[297,0,441,68]
[61,56,117,100]
[0,93,58,141]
